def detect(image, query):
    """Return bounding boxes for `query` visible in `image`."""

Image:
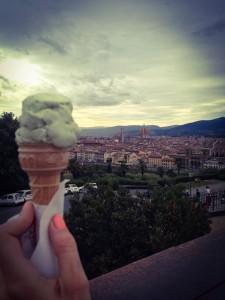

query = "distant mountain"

[80,125,168,137]
[80,117,225,137]
[160,117,225,136]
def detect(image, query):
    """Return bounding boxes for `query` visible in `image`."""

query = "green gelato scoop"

[16,93,79,147]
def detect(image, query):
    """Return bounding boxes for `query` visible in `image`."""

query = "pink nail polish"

[53,214,66,229]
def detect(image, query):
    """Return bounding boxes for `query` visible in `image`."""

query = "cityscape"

[69,124,225,172]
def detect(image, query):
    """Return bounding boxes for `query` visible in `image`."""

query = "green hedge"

[173,173,221,184]
[67,169,225,188]
[198,174,218,180]
[117,178,150,186]
[218,174,225,181]
[173,176,191,184]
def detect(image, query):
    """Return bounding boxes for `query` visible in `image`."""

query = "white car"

[65,184,79,194]
[79,183,98,193]
[16,190,32,201]
[0,193,25,206]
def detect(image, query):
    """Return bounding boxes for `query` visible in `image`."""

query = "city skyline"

[0,0,225,128]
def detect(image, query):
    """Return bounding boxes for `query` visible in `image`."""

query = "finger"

[49,215,89,296]
[0,202,39,281]
[2,201,35,237]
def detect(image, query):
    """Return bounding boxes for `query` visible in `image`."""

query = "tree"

[175,158,183,175]
[138,159,147,179]
[106,158,112,173]
[166,169,176,178]
[65,184,211,279]
[68,158,93,178]
[68,158,83,178]
[157,166,165,179]
[65,187,151,279]
[117,161,128,177]
[0,112,29,196]
[82,162,94,177]
[149,186,211,250]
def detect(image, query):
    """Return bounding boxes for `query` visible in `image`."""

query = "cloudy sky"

[0,0,225,128]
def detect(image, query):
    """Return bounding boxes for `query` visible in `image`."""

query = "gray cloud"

[0,0,225,127]
[193,17,225,38]
[0,75,9,83]
[0,75,18,92]
[38,35,68,55]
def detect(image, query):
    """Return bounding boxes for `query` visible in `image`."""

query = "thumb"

[49,215,88,293]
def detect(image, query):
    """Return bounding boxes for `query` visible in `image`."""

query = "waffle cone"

[18,143,69,205]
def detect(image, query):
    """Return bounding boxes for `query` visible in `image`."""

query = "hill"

[160,117,225,136]
[80,117,225,137]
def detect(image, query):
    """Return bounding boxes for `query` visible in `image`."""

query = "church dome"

[139,124,150,137]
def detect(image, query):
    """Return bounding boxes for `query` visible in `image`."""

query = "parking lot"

[0,194,74,224]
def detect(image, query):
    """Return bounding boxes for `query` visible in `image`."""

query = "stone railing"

[90,228,225,300]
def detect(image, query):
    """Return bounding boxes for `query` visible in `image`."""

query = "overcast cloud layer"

[0,0,225,127]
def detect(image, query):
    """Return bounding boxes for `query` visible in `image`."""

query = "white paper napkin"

[22,180,66,278]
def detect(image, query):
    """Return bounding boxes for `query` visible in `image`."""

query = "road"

[190,181,225,196]
[0,194,74,225]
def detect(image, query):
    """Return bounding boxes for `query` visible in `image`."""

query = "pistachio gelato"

[16,93,79,147]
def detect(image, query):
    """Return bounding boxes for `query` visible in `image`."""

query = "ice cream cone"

[18,143,69,205]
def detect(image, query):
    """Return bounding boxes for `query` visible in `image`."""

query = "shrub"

[65,184,211,279]
[218,174,225,181]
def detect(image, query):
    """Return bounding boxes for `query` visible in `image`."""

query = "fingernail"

[52,214,66,229]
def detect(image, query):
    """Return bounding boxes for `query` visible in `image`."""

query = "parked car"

[16,190,32,201]
[0,193,25,206]
[79,183,98,193]
[65,183,79,194]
